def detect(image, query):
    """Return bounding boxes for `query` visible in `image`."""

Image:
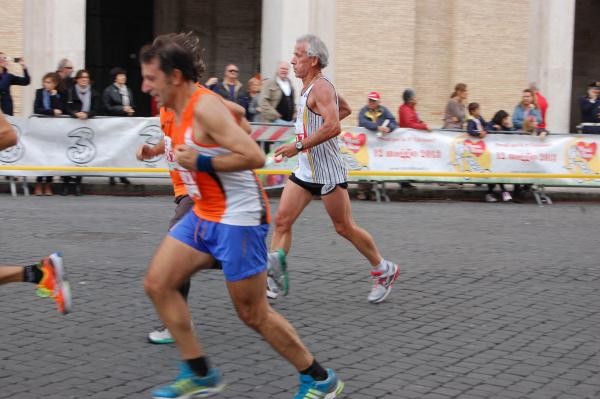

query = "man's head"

[367,91,381,110]
[277,61,290,79]
[521,89,535,107]
[56,58,74,79]
[403,89,416,105]
[224,64,239,82]
[139,33,200,108]
[110,67,127,85]
[0,52,7,70]
[291,34,329,79]
[587,81,600,97]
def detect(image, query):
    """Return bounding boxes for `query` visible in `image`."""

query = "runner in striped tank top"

[139,32,341,399]
[269,35,401,312]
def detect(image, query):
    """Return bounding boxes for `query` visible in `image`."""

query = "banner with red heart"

[464,139,486,157]
[576,141,597,161]
[340,132,367,153]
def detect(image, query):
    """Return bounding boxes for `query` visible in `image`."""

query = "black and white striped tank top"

[293,76,347,184]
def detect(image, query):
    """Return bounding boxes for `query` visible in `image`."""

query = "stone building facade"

[2,0,591,133]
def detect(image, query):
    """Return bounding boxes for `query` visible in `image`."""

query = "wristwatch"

[295,141,304,151]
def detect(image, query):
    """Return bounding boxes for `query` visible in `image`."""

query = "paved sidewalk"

[0,197,599,398]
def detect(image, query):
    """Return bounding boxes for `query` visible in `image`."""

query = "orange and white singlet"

[167,87,270,226]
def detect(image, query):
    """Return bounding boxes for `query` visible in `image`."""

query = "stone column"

[261,0,336,97]
[529,0,576,133]
[23,0,86,116]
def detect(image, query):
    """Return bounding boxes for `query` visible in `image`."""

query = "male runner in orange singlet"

[140,33,343,398]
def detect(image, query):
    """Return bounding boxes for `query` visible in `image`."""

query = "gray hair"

[56,58,71,70]
[296,34,329,69]
[403,88,415,103]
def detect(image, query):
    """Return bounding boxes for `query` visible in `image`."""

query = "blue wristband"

[195,155,215,172]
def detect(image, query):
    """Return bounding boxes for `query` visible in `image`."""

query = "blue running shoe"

[152,362,225,399]
[294,368,344,399]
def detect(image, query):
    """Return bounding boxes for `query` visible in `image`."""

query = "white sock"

[374,258,388,273]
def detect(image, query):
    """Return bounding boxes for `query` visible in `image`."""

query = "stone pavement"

[0,196,599,399]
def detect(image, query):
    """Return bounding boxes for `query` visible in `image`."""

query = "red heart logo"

[341,132,367,153]
[576,141,597,161]
[464,139,486,157]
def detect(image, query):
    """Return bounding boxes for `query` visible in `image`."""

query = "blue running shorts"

[169,210,268,282]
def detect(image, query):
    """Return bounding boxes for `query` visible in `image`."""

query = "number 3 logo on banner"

[0,122,25,163]
[66,127,97,164]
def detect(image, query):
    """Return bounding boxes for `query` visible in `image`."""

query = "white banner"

[0,116,168,177]
[266,128,600,186]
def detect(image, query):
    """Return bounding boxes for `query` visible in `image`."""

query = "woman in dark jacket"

[33,72,65,116]
[102,67,135,116]
[66,69,101,119]
[0,53,31,115]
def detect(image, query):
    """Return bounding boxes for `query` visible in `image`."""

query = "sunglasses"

[228,69,239,73]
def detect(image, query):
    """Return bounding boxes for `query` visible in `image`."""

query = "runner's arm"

[175,95,264,172]
[338,94,352,122]
[224,99,252,134]
[136,138,165,160]
[0,110,17,150]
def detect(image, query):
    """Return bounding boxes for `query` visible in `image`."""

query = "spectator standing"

[33,72,65,116]
[63,69,101,196]
[33,72,66,196]
[102,67,135,116]
[357,92,400,198]
[259,61,295,123]
[398,88,429,131]
[66,69,101,119]
[56,58,75,95]
[102,67,133,186]
[0,53,30,115]
[512,89,542,131]
[442,83,468,129]
[358,91,398,136]
[579,81,600,124]
[238,77,261,122]
[208,63,244,102]
[529,83,548,129]
[467,103,512,203]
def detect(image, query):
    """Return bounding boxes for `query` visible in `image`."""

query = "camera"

[13,57,21,63]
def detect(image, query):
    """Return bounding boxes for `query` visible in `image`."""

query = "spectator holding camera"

[579,81,600,124]
[512,89,542,131]
[34,72,65,116]
[102,67,135,116]
[0,53,30,115]
[66,69,101,119]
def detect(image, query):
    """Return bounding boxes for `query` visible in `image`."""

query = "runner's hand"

[136,144,154,161]
[174,144,200,170]
[274,143,299,158]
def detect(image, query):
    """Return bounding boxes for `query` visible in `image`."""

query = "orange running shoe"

[36,253,72,314]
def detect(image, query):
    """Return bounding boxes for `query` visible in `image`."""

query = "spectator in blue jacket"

[358,91,398,136]
[512,89,542,131]
[33,72,65,116]
[0,53,30,115]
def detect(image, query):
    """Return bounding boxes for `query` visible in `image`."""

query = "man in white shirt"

[259,61,295,123]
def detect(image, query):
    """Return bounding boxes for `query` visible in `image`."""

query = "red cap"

[367,91,381,101]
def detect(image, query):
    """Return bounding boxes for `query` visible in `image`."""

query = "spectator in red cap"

[398,88,429,131]
[358,91,397,137]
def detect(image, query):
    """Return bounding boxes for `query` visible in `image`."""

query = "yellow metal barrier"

[0,165,598,179]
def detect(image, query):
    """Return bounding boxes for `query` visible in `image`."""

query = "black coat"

[0,68,31,115]
[65,86,102,118]
[102,84,135,116]
[33,88,66,115]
